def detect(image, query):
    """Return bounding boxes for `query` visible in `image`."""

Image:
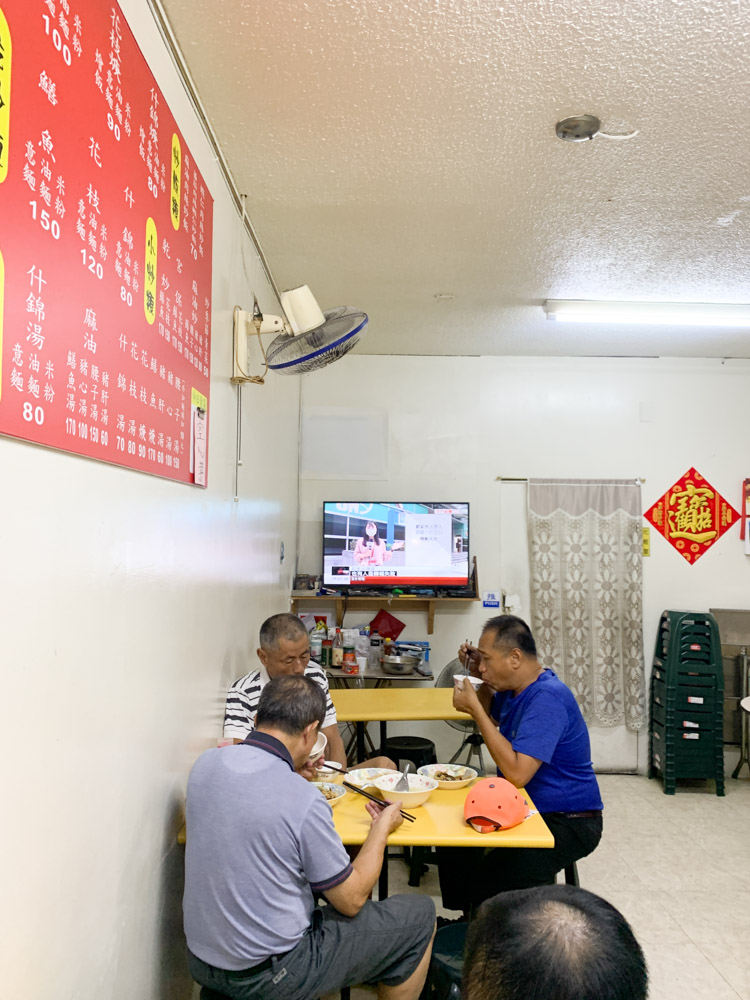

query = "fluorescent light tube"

[543,300,750,327]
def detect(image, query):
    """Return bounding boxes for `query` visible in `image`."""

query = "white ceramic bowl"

[453,674,483,690]
[312,782,346,807]
[418,763,478,790]
[307,731,328,765]
[373,772,438,807]
[344,767,394,788]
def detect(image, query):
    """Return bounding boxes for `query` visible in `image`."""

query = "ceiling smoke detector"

[555,114,601,142]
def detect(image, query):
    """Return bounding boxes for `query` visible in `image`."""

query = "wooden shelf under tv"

[291,558,478,635]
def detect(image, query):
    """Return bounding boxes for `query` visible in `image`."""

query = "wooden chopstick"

[342,780,416,822]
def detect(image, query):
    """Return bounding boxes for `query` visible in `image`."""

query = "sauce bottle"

[369,629,382,669]
[342,645,358,674]
[331,627,344,668]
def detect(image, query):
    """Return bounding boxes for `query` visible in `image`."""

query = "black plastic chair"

[423,863,581,1000]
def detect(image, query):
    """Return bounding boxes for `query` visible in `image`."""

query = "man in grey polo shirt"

[184,674,436,1000]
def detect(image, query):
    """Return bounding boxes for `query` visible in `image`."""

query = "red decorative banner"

[0,1,212,485]
[644,468,739,564]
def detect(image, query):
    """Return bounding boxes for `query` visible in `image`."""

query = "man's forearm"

[470,705,527,784]
[351,819,390,894]
[324,725,348,767]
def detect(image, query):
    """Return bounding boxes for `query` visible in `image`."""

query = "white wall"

[298,355,750,768]
[0,3,301,997]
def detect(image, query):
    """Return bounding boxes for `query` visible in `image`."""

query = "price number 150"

[29,201,60,239]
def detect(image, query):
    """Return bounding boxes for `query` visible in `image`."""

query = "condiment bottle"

[310,633,323,662]
[342,645,357,674]
[331,627,344,667]
[369,629,382,669]
[321,639,333,668]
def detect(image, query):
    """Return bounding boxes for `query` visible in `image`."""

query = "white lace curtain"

[528,479,646,731]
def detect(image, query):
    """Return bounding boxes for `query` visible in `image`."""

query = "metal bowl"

[380,654,421,675]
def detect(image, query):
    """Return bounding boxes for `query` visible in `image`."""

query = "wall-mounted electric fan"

[233,285,368,383]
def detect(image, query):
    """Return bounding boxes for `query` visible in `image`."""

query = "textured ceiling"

[159,0,750,357]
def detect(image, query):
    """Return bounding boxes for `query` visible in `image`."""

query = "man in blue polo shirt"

[438,615,602,915]
[184,674,435,1000]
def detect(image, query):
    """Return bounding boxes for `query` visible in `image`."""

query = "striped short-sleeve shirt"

[223,661,337,740]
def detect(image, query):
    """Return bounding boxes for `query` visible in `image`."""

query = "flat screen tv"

[322,501,470,591]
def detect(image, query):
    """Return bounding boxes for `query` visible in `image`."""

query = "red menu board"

[0,0,212,485]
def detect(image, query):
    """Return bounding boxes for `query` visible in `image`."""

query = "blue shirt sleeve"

[298,792,353,892]
[508,689,568,764]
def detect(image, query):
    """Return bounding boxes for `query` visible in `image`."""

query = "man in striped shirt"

[223,612,390,770]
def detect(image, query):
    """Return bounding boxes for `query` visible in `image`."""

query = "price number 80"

[23,403,44,425]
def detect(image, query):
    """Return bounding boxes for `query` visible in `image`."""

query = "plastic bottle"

[309,633,323,662]
[369,629,382,670]
[331,627,344,668]
[321,639,333,668]
[342,645,357,674]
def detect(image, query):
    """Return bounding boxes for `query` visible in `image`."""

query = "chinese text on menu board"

[0,0,213,485]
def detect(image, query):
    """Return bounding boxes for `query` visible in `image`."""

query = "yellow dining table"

[331,686,469,760]
[329,776,553,897]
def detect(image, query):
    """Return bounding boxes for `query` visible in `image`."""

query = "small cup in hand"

[454,674,483,690]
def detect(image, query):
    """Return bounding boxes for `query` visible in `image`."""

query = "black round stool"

[381,735,437,769]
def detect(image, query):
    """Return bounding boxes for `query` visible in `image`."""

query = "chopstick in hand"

[317,760,349,775]
[342,781,416,822]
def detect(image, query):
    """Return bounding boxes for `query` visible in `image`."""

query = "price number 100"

[42,14,72,65]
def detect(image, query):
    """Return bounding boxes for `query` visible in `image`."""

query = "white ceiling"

[160,0,750,358]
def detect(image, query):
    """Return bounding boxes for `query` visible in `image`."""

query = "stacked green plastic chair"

[648,610,725,796]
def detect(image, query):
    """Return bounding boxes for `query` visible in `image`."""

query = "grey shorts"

[189,894,436,1000]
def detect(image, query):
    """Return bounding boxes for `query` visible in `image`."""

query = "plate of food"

[344,767,394,788]
[417,763,478,789]
[312,782,347,807]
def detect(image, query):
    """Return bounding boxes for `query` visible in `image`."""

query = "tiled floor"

[380,770,750,1000]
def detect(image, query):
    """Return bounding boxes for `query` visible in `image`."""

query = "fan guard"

[266,307,368,375]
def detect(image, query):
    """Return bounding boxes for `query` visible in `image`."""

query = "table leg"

[379,721,387,756]
[356,722,366,762]
[378,847,389,900]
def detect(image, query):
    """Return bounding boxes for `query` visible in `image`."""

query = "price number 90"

[107,112,121,141]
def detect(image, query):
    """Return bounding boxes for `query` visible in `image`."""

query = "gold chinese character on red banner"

[644,468,739,564]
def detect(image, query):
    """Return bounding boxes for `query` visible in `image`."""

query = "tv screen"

[322,502,470,590]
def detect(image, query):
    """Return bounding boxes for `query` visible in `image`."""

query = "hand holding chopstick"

[342,780,416,822]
